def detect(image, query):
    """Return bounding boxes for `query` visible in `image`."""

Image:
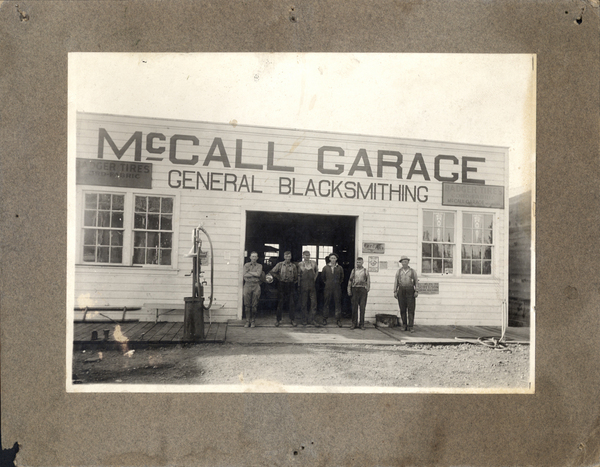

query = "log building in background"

[508,190,532,327]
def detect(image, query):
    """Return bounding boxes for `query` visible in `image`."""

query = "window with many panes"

[264,244,279,261]
[302,244,333,270]
[133,196,173,265]
[422,211,455,274]
[461,213,493,275]
[83,193,124,263]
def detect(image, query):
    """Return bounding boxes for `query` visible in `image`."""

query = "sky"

[69,53,535,196]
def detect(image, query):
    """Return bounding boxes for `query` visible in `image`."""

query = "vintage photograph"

[66,53,535,393]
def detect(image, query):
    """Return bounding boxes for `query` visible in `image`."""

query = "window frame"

[421,210,456,275]
[80,191,126,265]
[460,211,494,276]
[77,187,179,269]
[301,244,333,271]
[418,207,498,279]
[132,194,175,267]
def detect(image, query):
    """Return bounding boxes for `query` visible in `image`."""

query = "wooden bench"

[74,306,142,322]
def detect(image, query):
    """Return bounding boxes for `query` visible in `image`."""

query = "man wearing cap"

[347,257,370,330]
[268,251,298,327]
[242,251,263,328]
[298,250,320,327]
[321,253,344,327]
[393,255,419,332]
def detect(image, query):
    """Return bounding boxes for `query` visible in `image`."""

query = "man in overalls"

[347,257,370,330]
[298,250,320,327]
[393,255,419,332]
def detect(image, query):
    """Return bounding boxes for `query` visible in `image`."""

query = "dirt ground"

[72,341,531,390]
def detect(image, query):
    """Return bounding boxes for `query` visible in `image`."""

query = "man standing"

[298,250,320,327]
[267,251,298,327]
[322,253,344,327]
[242,251,263,328]
[393,255,419,332]
[347,257,370,330]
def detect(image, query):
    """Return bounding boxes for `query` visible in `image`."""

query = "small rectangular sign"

[367,256,379,273]
[442,183,504,209]
[76,158,152,189]
[363,242,385,254]
[418,282,439,294]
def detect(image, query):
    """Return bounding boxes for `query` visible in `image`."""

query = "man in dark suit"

[321,253,344,327]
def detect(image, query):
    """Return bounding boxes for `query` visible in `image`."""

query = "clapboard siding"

[79,116,508,156]
[74,112,508,326]
[366,304,503,316]
[367,287,503,301]
[415,317,502,326]
[78,140,508,176]
[74,279,239,300]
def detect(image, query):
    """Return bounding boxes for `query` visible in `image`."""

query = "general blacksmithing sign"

[442,183,504,209]
[76,158,153,189]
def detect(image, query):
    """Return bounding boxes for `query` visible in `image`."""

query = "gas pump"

[183,225,214,341]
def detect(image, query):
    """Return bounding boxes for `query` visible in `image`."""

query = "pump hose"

[197,226,214,311]
[454,336,510,351]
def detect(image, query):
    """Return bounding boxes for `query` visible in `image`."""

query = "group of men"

[243,251,418,332]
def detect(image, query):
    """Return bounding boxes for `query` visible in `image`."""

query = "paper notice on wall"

[368,256,379,272]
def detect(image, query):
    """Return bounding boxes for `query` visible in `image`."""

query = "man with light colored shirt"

[322,253,344,327]
[267,251,298,327]
[242,251,263,328]
[347,257,370,330]
[393,255,419,332]
[298,250,320,327]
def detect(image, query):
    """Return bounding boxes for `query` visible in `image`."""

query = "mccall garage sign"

[76,126,504,207]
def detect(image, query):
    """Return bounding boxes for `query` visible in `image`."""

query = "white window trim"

[77,186,128,266]
[76,186,179,269]
[418,208,457,278]
[461,210,495,278]
[131,191,179,269]
[418,207,499,280]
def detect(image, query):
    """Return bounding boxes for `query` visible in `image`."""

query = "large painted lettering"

[97,128,488,184]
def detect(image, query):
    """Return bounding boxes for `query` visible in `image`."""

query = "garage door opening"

[244,211,357,319]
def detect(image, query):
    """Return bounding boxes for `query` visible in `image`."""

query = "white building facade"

[73,112,509,326]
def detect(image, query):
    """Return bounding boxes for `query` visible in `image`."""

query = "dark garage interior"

[244,211,357,318]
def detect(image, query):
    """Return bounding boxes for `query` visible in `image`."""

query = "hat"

[399,256,410,262]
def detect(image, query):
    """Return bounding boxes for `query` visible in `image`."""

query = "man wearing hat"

[321,253,344,327]
[393,255,419,332]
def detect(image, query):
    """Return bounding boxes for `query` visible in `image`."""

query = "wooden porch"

[72,319,529,350]
[73,320,227,350]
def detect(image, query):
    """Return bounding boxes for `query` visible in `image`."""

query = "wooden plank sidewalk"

[73,321,226,350]
[73,321,529,350]
[374,324,530,344]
